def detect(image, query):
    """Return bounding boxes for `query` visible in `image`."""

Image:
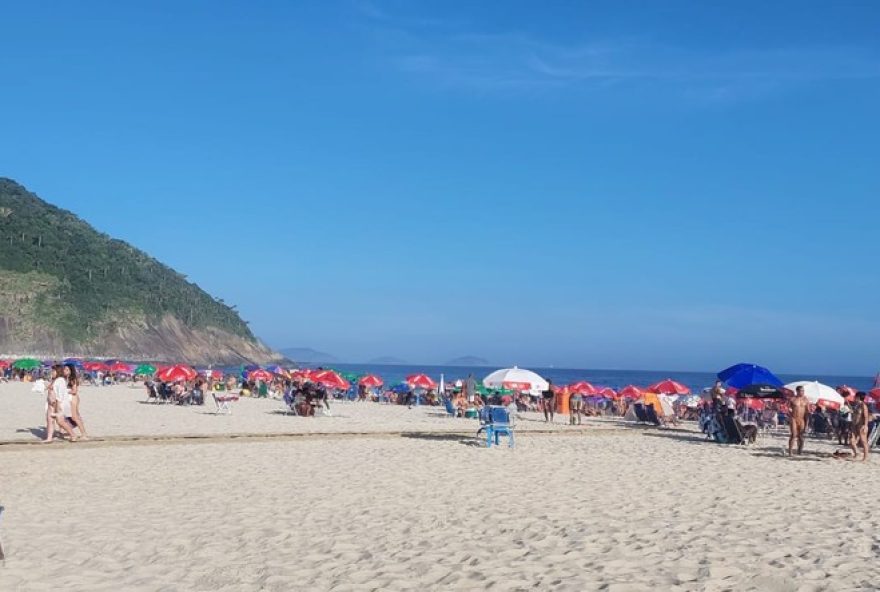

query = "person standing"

[542,380,556,423]
[849,392,871,462]
[788,385,809,456]
[569,390,583,425]
[465,374,476,405]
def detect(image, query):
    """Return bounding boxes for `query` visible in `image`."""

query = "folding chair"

[213,393,238,415]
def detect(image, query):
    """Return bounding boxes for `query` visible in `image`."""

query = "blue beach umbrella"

[717,363,783,389]
[63,358,84,368]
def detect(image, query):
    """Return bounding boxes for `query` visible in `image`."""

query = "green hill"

[0,178,279,363]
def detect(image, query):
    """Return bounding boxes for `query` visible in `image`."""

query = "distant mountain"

[366,356,408,365]
[280,347,338,364]
[446,356,490,366]
[0,178,280,364]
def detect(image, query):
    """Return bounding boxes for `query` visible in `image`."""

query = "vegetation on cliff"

[0,178,257,348]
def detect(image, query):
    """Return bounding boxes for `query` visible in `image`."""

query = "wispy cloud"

[356,3,880,101]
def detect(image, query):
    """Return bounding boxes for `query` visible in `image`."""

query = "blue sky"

[1,1,878,374]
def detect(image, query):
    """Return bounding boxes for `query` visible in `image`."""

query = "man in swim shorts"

[542,380,556,423]
[788,385,809,456]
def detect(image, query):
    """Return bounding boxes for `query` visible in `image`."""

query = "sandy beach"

[1,382,878,591]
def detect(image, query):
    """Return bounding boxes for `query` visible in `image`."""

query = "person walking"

[64,364,88,439]
[43,365,77,442]
[849,392,871,462]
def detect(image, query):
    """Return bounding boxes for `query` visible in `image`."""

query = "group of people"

[42,364,88,442]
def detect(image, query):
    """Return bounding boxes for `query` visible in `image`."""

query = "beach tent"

[483,366,549,396]
[624,392,674,420]
[785,381,844,410]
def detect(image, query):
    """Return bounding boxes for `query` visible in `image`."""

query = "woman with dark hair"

[64,364,89,439]
[43,365,77,442]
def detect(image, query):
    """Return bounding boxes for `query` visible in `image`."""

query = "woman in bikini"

[43,365,78,442]
[64,364,89,439]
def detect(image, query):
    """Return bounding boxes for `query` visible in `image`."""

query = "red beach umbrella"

[0,360,10,368]
[109,362,133,373]
[406,374,437,389]
[618,385,643,399]
[647,379,690,395]
[248,369,274,382]
[597,387,618,399]
[311,370,350,390]
[568,381,598,395]
[359,374,384,388]
[157,364,197,382]
[868,388,880,403]
[84,361,109,372]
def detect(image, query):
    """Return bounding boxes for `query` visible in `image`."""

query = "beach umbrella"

[551,384,569,394]
[109,362,133,374]
[62,358,84,368]
[736,384,791,399]
[290,369,311,380]
[717,363,783,389]
[569,381,599,395]
[157,364,197,382]
[0,360,10,369]
[597,387,618,399]
[618,385,643,399]
[311,369,350,390]
[868,388,880,402]
[647,379,690,395]
[785,381,844,410]
[359,374,384,388]
[13,358,41,370]
[248,369,274,382]
[83,361,109,372]
[265,364,288,376]
[134,364,157,375]
[391,383,411,394]
[406,374,437,389]
[482,366,548,396]
[438,373,445,395]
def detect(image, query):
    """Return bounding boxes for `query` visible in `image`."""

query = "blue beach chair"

[444,398,456,417]
[481,405,515,448]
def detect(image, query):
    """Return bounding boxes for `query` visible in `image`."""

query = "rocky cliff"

[0,178,281,364]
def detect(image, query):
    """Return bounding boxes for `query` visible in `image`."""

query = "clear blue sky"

[1,1,878,374]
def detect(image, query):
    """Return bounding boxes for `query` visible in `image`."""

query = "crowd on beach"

[6,358,878,461]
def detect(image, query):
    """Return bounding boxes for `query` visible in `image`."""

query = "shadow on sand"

[400,432,483,447]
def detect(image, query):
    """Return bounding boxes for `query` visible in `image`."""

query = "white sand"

[1,382,878,591]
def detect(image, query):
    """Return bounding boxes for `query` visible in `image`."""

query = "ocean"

[325,363,877,392]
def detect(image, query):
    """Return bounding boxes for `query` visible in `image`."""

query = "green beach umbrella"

[12,358,40,370]
[134,364,157,375]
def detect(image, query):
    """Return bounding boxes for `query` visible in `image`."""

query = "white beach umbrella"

[483,366,549,396]
[784,381,844,409]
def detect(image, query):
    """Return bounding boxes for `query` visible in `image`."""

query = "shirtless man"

[788,386,809,456]
[849,392,871,462]
[542,380,556,423]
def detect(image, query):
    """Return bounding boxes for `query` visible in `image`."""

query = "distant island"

[280,347,338,364]
[445,356,490,366]
[0,178,280,364]
[366,356,409,365]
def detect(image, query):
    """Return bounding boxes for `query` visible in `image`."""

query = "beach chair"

[721,414,744,444]
[633,403,649,423]
[481,405,514,448]
[443,398,456,417]
[145,382,159,404]
[212,392,239,415]
[644,404,663,426]
[0,505,4,562]
[868,421,880,449]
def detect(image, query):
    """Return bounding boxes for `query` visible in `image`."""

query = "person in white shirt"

[43,365,77,442]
